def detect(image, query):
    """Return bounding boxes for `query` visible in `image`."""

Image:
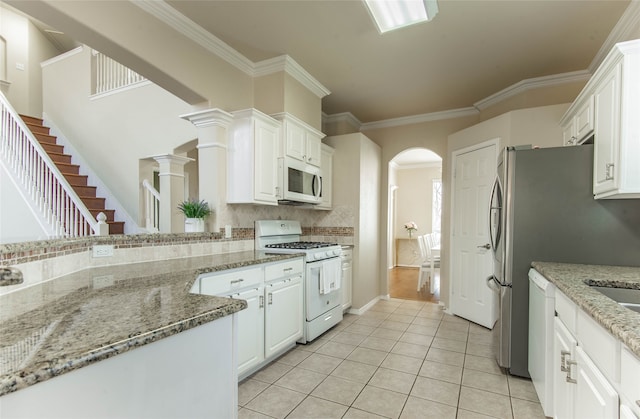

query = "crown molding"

[254,55,330,98]
[132,0,255,76]
[474,70,591,111]
[361,107,478,131]
[132,0,329,98]
[589,0,640,72]
[322,112,363,130]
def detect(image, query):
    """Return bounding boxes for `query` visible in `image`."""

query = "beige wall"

[0,4,59,116]
[395,166,442,240]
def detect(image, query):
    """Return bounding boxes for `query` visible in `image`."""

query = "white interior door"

[450,141,497,328]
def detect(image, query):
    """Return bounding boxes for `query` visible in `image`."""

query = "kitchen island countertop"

[531,262,640,359]
[0,251,301,397]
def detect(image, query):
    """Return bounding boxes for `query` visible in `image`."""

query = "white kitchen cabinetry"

[341,247,353,311]
[196,258,303,379]
[228,109,281,205]
[560,39,640,199]
[561,96,594,146]
[621,347,640,418]
[316,143,334,210]
[272,112,324,167]
[552,287,620,419]
[264,259,304,358]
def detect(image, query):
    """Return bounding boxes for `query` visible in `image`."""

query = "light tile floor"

[238,298,546,419]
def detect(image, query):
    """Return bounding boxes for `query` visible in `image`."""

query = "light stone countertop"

[0,251,302,397]
[531,262,640,358]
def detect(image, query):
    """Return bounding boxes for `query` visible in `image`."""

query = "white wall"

[0,163,50,243]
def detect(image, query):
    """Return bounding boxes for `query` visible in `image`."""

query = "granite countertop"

[531,262,640,358]
[0,251,301,397]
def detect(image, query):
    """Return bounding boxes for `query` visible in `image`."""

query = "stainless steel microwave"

[278,157,322,205]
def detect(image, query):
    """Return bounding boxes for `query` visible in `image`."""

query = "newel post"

[180,108,233,233]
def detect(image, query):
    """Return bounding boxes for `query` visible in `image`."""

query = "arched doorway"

[387,147,442,302]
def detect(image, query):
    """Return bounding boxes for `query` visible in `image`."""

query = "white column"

[152,154,193,233]
[180,108,233,233]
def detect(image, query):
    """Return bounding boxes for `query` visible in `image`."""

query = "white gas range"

[255,220,343,343]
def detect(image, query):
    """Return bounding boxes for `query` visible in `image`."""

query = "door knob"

[477,244,491,249]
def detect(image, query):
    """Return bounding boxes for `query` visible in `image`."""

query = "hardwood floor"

[388,266,440,303]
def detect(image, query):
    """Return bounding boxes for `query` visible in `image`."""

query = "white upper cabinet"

[272,112,324,167]
[561,96,594,146]
[561,39,640,199]
[228,109,281,205]
[316,143,334,210]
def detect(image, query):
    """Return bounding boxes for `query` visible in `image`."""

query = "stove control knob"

[317,252,327,260]
[332,250,341,256]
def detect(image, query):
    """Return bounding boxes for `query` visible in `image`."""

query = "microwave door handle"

[313,175,322,199]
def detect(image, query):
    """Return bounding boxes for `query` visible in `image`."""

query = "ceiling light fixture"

[364,0,439,34]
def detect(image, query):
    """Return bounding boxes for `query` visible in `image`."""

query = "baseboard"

[395,264,420,268]
[347,295,385,315]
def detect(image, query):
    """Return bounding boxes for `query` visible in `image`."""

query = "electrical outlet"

[225,225,232,239]
[93,245,114,258]
[92,275,114,289]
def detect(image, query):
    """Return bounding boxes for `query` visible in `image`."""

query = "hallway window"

[432,179,442,233]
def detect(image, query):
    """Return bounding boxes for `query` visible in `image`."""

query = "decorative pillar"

[152,154,193,233]
[180,108,233,233]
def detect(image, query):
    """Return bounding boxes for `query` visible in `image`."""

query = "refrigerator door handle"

[488,175,503,252]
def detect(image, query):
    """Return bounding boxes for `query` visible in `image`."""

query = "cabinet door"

[305,135,322,167]
[233,287,265,376]
[574,346,618,419]
[574,96,594,142]
[341,260,352,311]
[254,120,279,203]
[593,62,621,197]
[264,276,303,358]
[554,317,576,419]
[285,122,306,162]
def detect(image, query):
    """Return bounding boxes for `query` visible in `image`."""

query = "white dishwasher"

[528,268,555,418]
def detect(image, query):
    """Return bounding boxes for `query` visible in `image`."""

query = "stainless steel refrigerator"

[487,144,640,378]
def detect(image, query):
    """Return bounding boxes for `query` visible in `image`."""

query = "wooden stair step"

[72,185,97,197]
[63,173,89,187]
[20,115,44,126]
[48,152,72,164]
[33,132,58,145]
[23,122,50,135]
[55,162,80,175]
[107,222,125,235]
[40,143,65,154]
[82,197,106,208]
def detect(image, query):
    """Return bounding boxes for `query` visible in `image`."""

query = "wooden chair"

[425,233,441,293]
[416,234,431,291]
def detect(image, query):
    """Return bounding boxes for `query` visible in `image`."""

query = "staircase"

[20,115,125,235]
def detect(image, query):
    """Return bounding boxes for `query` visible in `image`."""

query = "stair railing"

[0,91,106,237]
[93,50,146,95]
[142,179,160,233]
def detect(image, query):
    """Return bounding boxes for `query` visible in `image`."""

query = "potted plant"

[177,198,212,233]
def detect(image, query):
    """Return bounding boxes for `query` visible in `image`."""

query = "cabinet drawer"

[577,309,620,382]
[555,289,577,336]
[198,267,263,296]
[621,346,640,416]
[265,258,303,281]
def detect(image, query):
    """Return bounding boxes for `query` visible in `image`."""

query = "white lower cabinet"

[341,247,353,311]
[574,346,618,419]
[553,317,576,419]
[235,287,265,376]
[552,288,629,419]
[265,275,303,358]
[196,258,304,379]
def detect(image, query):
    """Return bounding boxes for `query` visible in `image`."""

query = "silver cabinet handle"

[560,350,570,372]
[259,295,264,308]
[268,292,273,305]
[283,267,293,272]
[566,360,577,384]
[230,279,244,285]
[477,244,491,249]
[605,163,615,181]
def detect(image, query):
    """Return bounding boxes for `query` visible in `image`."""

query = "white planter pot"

[184,218,205,233]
